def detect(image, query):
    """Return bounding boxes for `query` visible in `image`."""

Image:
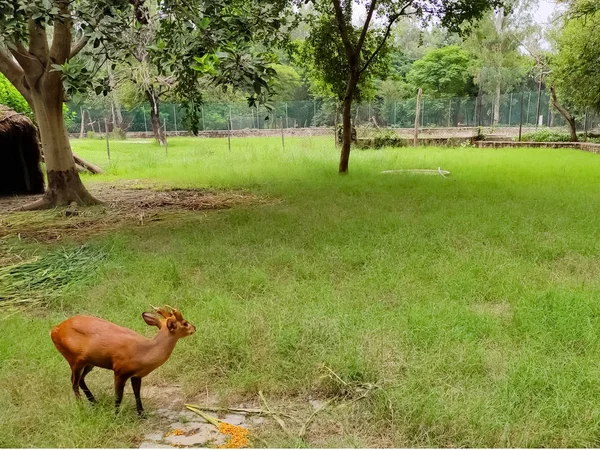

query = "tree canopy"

[407,45,475,97]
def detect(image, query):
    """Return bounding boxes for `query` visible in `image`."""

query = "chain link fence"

[67,89,600,148]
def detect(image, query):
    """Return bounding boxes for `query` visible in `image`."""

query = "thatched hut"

[0,105,44,196]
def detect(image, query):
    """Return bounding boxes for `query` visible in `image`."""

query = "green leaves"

[406,45,476,97]
[550,4,600,111]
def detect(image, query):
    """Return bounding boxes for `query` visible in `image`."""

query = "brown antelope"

[50,306,195,416]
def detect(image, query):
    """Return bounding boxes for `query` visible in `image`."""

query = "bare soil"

[0,180,264,243]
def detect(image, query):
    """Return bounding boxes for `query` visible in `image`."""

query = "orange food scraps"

[218,422,250,449]
[164,429,185,437]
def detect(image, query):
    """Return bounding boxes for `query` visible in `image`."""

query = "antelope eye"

[183,321,188,326]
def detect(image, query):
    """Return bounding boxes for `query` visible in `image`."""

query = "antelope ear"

[142,312,162,329]
[166,317,177,331]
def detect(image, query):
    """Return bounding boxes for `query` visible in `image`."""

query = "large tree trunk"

[493,83,501,126]
[550,86,578,142]
[22,86,100,210]
[145,87,165,146]
[339,71,359,174]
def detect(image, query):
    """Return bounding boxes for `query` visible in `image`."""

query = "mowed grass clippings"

[2,136,600,447]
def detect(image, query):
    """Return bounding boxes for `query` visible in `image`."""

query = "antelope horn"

[152,305,172,319]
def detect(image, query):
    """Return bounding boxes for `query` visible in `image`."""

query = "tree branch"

[356,0,377,53]
[27,18,49,64]
[550,85,578,141]
[10,42,37,73]
[49,0,73,65]
[69,35,90,59]
[0,49,31,103]
[331,0,356,60]
[359,12,402,74]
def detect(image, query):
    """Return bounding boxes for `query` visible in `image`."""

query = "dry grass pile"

[0,182,263,243]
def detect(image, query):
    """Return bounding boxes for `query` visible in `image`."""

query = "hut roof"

[0,105,35,136]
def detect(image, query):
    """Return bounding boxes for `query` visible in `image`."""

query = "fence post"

[143,108,148,133]
[104,118,110,163]
[584,107,589,142]
[79,107,85,139]
[535,77,543,129]
[281,116,285,150]
[394,101,397,126]
[334,108,338,147]
[421,98,424,128]
[163,119,168,155]
[508,93,513,127]
[173,105,177,134]
[448,99,452,127]
[228,114,231,152]
[414,88,422,146]
[285,102,288,128]
[229,106,233,132]
[526,92,531,125]
[313,100,316,124]
[201,105,205,131]
[519,92,524,142]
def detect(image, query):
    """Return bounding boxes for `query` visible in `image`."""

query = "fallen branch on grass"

[298,398,333,439]
[259,390,294,437]
[39,153,104,175]
[184,404,299,422]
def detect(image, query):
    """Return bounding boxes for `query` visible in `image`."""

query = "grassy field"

[3,136,600,447]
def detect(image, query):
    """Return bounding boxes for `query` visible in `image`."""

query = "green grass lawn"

[3,137,600,447]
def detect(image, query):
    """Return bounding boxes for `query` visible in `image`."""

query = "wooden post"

[447,99,452,127]
[414,88,422,146]
[508,92,513,127]
[104,118,111,163]
[201,105,205,131]
[334,107,338,147]
[584,107,589,142]
[535,76,543,129]
[228,115,231,152]
[163,119,168,156]
[281,116,285,150]
[79,107,85,139]
[519,92,524,142]
[173,105,177,134]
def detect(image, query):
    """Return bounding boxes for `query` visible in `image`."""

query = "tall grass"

[2,137,600,446]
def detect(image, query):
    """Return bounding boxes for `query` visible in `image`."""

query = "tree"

[0,0,291,208]
[464,0,534,125]
[550,3,600,114]
[0,0,137,208]
[300,0,504,174]
[406,45,475,97]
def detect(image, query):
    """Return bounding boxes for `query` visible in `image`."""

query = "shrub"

[0,74,32,118]
[1,73,76,125]
[109,128,126,140]
[517,128,598,143]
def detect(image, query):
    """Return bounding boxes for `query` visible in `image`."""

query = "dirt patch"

[0,181,264,243]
